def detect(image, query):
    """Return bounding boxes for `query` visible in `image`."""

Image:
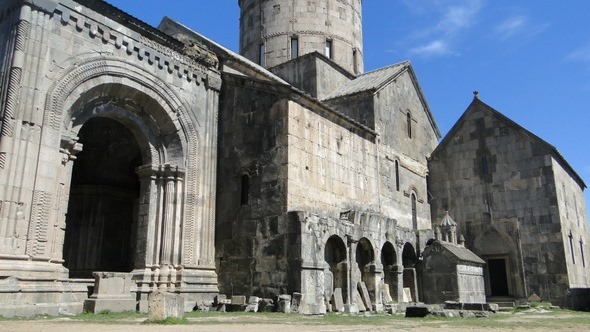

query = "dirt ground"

[2,311,590,332]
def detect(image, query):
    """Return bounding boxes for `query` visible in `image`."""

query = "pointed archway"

[63,117,142,278]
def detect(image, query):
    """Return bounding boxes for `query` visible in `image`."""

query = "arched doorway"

[402,243,419,302]
[325,235,348,306]
[356,238,376,304]
[381,242,397,302]
[475,228,517,298]
[63,117,143,278]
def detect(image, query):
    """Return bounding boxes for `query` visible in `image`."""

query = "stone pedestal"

[148,292,185,321]
[84,272,136,313]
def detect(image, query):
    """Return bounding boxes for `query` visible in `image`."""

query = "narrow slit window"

[291,37,299,59]
[395,160,400,191]
[481,156,489,176]
[569,231,576,264]
[325,40,333,59]
[407,112,412,139]
[353,49,358,74]
[581,239,586,267]
[240,174,250,206]
[259,43,265,66]
[411,194,417,229]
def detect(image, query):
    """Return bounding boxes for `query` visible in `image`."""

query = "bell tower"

[238,0,364,74]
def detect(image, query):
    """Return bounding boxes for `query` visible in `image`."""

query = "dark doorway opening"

[325,235,348,304]
[63,117,142,278]
[381,242,397,302]
[488,258,510,296]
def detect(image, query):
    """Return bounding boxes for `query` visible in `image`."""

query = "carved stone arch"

[44,56,199,167]
[473,226,516,255]
[40,55,205,275]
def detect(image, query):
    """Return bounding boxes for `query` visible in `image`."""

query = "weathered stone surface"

[148,292,185,321]
[429,97,590,308]
[358,282,372,312]
[84,272,135,313]
[277,294,291,313]
[332,288,344,312]
[381,284,393,304]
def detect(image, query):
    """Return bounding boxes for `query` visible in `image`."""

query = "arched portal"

[402,243,419,302]
[475,228,518,298]
[63,117,143,278]
[356,238,376,304]
[325,235,348,306]
[381,241,397,302]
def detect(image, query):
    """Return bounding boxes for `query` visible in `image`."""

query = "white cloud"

[495,16,526,40]
[410,40,454,57]
[568,45,590,62]
[400,0,484,58]
[494,16,549,42]
[437,0,484,35]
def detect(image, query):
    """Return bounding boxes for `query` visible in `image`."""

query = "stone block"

[291,292,303,313]
[245,296,260,312]
[403,287,413,303]
[277,294,291,313]
[354,288,366,312]
[83,272,136,313]
[358,282,372,311]
[148,292,185,321]
[332,288,344,312]
[381,284,393,303]
[405,305,430,318]
[463,303,485,311]
[231,295,247,305]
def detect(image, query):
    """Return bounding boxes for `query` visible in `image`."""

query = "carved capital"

[206,73,222,91]
[59,134,82,164]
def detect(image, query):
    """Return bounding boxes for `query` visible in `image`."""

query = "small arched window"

[407,112,412,139]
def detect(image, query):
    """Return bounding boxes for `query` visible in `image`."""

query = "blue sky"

[105,0,590,216]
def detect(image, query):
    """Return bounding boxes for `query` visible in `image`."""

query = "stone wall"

[239,0,363,74]
[0,0,220,316]
[429,98,590,307]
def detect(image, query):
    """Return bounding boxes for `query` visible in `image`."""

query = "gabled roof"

[436,241,485,264]
[433,96,586,189]
[323,62,408,100]
[323,61,441,138]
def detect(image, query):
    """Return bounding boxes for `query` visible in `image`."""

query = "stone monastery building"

[0,0,588,316]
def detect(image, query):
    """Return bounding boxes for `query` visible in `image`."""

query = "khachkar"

[0,0,220,316]
[239,0,364,74]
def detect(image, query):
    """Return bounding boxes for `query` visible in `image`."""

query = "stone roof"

[440,211,457,227]
[437,241,485,264]
[323,61,441,138]
[323,62,408,100]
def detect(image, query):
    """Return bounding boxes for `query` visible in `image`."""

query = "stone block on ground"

[403,287,413,303]
[291,292,303,313]
[332,288,344,312]
[354,288,366,312]
[148,292,185,321]
[358,282,372,311]
[277,294,291,313]
[245,296,260,312]
[405,305,430,318]
[381,284,393,303]
[83,272,136,313]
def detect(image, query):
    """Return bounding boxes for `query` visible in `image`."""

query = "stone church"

[0,0,588,316]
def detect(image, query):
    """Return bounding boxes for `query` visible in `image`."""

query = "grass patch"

[145,316,189,325]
